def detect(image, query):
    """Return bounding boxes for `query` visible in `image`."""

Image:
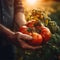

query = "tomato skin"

[40,27,51,42]
[30,32,43,45]
[26,20,36,28]
[19,26,29,34]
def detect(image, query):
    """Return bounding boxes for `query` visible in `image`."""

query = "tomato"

[19,26,33,35]
[19,26,43,45]
[26,20,36,28]
[29,32,43,45]
[40,26,51,42]
[19,21,51,45]
[19,26,29,34]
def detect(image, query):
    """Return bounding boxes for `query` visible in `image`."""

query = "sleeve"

[14,0,24,13]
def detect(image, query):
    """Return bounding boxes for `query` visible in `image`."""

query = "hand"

[14,32,42,50]
[8,32,32,42]
[15,32,32,41]
[17,39,42,50]
[9,32,42,50]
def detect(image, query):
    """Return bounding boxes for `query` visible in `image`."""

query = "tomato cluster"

[19,20,51,45]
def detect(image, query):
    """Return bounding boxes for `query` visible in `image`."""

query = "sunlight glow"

[26,0,37,5]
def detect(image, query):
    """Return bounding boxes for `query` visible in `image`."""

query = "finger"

[25,45,42,50]
[21,34,32,40]
[15,32,32,40]
[31,46,42,50]
[18,39,42,50]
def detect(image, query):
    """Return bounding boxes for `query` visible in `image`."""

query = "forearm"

[0,24,15,38]
[14,0,26,27]
[14,13,26,27]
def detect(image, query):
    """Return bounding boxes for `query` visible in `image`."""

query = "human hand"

[15,32,32,41]
[17,39,42,50]
[14,32,42,50]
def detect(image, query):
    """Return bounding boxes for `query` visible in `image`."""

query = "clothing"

[0,0,23,60]
[0,0,14,28]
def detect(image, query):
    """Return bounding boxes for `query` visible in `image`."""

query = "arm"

[0,24,42,50]
[14,0,26,27]
[0,24,19,45]
[0,24,32,41]
[0,24,15,37]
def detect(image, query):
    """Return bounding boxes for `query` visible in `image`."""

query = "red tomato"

[29,32,43,45]
[19,26,29,34]
[19,26,43,45]
[19,26,33,35]
[26,20,36,28]
[40,26,51,42]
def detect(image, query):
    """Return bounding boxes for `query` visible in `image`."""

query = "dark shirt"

[0,0,16,60]
[0,0,14,28]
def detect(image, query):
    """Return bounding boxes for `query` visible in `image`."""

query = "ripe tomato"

[29,32,43,45]
[40,26,51,42]
[26,20,36,28]
[19,26,29,34]
[19,26,33,35]
[19,26,43,45]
